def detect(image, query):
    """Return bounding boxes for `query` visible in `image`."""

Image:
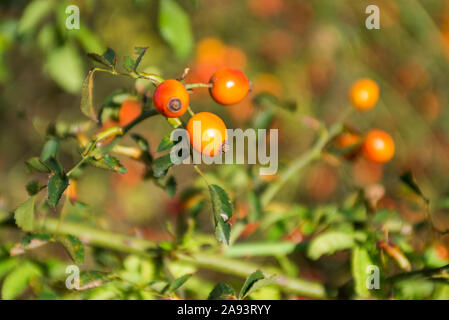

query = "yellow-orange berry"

[349,78,379,111]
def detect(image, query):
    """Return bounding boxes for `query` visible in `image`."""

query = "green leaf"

[208,283,235,300]
[14,197,35,232]
[133,46,148,72]
[158,0,193,59]
[0,260,18,281]
[244,276,277,299]
[351,246,373,298]
[2,262,42,300]
[400,171,429,204]
[56,235,85,264]
[169,273,193,292]
[40,138,62,174]
[87,48,117,69]
[307,231,356,260]
[102,48,117,68]
[157,135,175,152]
[164,176,177,198]
[153,154,180,178]
[80,69,98,122]
[26,180,46,196]
[47,173,69,208]
[88,155,127,174]
[78,271,115,290]
[239,270,264,299]
[40,138,59,161]
[215,219,231,246]
[18,0,54,35]
[25,157,51,174]
[209,184,233,245]
[123,56,135,72]
[45,44,85,94]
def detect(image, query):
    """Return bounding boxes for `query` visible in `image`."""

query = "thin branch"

[38,218,327,298]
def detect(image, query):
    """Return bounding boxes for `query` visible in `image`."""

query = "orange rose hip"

[363,130,395,163]
[153,80,189,118]
[209,67,250,105]
[186,112,228,157]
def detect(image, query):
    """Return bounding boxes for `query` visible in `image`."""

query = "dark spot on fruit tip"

[168,98,182,112]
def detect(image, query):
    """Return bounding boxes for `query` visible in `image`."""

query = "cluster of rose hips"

[118,70,393,164]
[118,67,250,157]
[337,78,395,163]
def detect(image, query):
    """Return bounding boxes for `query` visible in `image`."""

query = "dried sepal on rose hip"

[153,80,189,118]
[349,78,379,111]
[363,129,395,163]
[186,112,228,157]
[209,67,250,105]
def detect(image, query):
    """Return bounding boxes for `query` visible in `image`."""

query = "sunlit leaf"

[46,44,85,94]
[18,0,54,35]
[80,69,98,122]
[1,262,42,300]
[351,246,373,298]
[307,231,356,260]
[158,0,193,59]
[14,197,35,232]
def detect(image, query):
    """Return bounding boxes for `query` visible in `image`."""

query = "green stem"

[67,157,89,178]
[40,218,161,257]
[260,122,344,206]
[38,218,327,298]
[185,83,213,90]
[175,252,326,299]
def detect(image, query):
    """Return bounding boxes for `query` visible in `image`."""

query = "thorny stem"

[38,218,327,298]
